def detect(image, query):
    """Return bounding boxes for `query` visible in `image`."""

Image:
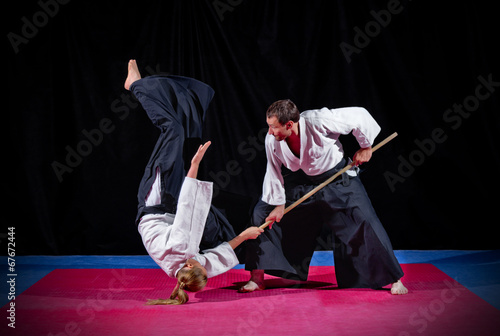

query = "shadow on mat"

[195,279,335,303]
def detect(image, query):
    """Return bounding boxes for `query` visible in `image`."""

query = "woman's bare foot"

[238,269,265,293]
[391,279,408,295]
[124,59,141,90]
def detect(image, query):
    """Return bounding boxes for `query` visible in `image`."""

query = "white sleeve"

[315,107,381,148]
[193,242,239,278]
[166,177,213,258]
[139,177,213,278]
[261,135,286,205]
[138,213,180,278]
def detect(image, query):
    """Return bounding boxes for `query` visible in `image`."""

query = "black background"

[6,0,499,255]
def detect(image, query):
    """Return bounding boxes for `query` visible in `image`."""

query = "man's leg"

[240,199,298,292]
[240,198,323,292]
[324,176,407,294]
[239,200,273,292]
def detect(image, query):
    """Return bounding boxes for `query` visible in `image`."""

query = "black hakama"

[131,75,236,251]
[245,159,404,289]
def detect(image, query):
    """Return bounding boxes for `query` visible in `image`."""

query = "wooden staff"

[259,132,398,229]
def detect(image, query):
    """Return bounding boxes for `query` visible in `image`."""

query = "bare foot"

[124,59,141,90]
[238,280,265,293]
[391,279,408,295]
[238,269,265,293]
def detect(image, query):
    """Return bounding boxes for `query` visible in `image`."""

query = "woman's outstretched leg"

[124,59,141,90]
[126,59,213,137]
[125,60,215,223]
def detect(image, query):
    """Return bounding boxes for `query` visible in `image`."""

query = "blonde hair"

[146,265,208,305]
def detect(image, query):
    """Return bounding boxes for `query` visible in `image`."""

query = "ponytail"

[146,281,189,305]
[146,266,207,305]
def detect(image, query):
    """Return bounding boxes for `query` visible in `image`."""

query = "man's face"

[267,116,291,141]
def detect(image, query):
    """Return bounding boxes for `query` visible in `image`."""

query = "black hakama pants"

[131,75,236,250]
[245,159,404,289]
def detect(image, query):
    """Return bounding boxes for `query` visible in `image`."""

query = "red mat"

[3,264,499,336]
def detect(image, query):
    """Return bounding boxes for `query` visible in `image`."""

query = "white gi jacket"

[262,107,381,206]
[138,177,239,278]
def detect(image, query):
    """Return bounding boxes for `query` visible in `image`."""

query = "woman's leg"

[125,60,215,222]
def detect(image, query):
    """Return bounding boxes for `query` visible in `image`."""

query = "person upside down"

[125,59,263,305]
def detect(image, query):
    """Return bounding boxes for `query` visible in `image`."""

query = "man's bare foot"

[238,269,265,293]
[238,280,265,293]
[124,59,141,90]
[391,279,408,295]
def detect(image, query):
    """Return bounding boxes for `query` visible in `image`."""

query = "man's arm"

[352,146,373,166]
[264,204,285,229]
[318,107,380,166]
[260,135,287,228]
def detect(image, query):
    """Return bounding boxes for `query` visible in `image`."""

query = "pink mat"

[3,264,499,336]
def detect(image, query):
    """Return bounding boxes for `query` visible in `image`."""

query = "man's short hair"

[266,99,300,125]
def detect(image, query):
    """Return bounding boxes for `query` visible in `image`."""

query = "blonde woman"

[125,60,263,304]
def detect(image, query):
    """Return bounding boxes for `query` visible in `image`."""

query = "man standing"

[241,99,407,295]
